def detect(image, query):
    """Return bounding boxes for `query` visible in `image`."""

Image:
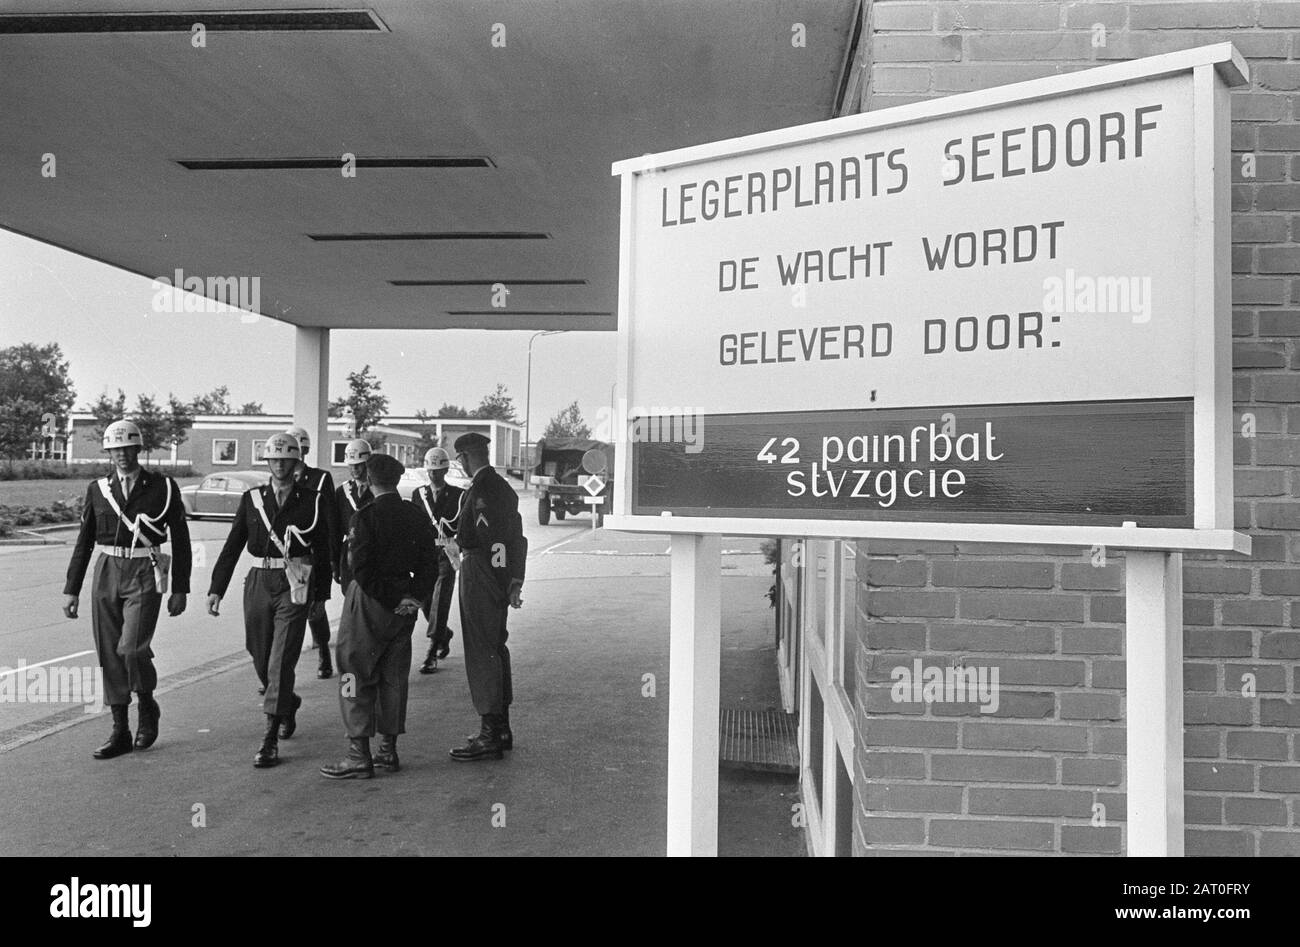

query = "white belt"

[256,557,287,569]
[98,545,155,559]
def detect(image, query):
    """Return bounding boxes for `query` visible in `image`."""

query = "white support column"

[293,327,330,466]
[667,532,722,857]
[1124,550,1185,856]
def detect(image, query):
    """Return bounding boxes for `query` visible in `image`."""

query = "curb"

[0,650,249,756]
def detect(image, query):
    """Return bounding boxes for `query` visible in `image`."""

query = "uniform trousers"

[458,552,513,717]
[308,551,331,649]
[335,582,417,738]
[243,567,308,717]
[90,555,162,706]
[421,553,456,648]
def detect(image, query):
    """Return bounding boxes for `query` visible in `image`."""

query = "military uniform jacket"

[335,479,373,585]
[349,493,439,610]
[64,468,193,596]
[209,482,328,600]
[455,466,527,593]
[295,463,341,580]
[409,481,464,558]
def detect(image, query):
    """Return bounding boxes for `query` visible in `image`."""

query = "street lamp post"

[525,329,565,488]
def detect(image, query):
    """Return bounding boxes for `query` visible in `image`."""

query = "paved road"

[0,483,763,736]
[0,482,795,857]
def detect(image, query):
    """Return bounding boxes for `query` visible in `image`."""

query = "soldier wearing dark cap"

[448,431,527,762]
[321,452,438,779]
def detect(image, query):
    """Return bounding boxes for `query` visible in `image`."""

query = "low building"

[54,413,523,477]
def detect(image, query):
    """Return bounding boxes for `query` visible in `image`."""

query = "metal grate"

[719,708,799,775]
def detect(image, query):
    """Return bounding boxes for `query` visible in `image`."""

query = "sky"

[0,229,617,438]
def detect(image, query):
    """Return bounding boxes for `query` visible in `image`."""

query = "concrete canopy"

[0,0,858,332]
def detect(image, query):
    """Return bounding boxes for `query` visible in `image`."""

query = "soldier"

[207,433,328,769]
[334,438,373,592]
[321,453,437,779]
[62,420,192,759]
[285,424,340,680]
[448,432,526,762]
[409,446,464,673]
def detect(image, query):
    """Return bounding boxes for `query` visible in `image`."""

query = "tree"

[0,342,77,459]
[162,395,195,451]
[543,400,591,440]
[473,383,518,422]
[190,385,232,415]
[329,364,389,436]
[236,400,264,415]
[436,403,469,418]
[412,409,440,455]
[89,389,127,443]
[132,394,167,458]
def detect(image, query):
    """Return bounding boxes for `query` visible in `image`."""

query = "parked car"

[179,470,270,520]
[532,437,613,527]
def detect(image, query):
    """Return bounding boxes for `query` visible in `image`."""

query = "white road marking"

[537,529,591,557]
[0,650,95,678]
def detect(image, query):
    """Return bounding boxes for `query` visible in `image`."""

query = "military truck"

[532,437,613,527]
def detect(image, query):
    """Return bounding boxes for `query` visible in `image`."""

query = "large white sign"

[630,79,1190,413]
[611,45,1246,551]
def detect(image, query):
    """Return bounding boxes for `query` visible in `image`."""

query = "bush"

[0,460,193,481]
[0,500,82,530]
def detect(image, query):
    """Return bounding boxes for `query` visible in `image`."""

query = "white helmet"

[102,420,143,450]
[263,433,301,460]
[285,425,311,452]
[344,438,372,464]
[424,447,451,470]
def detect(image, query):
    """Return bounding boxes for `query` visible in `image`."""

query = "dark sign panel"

[631,399,1192,527]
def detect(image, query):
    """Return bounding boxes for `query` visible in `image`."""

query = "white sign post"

[581,474,606,530]
[612,45,1248,857]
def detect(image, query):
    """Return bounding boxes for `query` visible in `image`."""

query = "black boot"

[318,646,333,680]
[134,693,160,749]
[373,734,400,772]
[418,640,439,674]
[254,715,280,768]
[320,737,374,779]
[498,707,513,751]
[278,693,302,739]
[450,716,504,761]
[435,629,453,661]
[93,705,133,760]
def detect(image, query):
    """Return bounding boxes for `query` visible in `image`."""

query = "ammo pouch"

[149,550,172,595]
[250,489,319,605]
[284,556,314,605]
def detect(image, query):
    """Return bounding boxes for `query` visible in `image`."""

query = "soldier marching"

[59,422,529,775]
[285,424,340,680]
[207,432,329,767]
[409,446,464,674]
[334,438,374,593]
[63,420,193,759]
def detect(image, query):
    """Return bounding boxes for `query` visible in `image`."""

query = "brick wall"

[853,0,1300,856]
